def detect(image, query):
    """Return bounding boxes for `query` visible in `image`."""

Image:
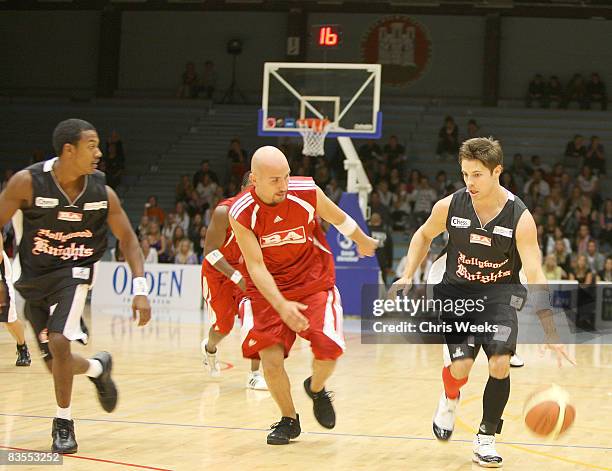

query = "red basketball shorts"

[239,286,345,361]
[202,274,239,335]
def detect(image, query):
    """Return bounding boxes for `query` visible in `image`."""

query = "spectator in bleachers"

[174,239,198,265]
[524,169,550,198]
[597,199,612,250]
[559,171,574,198]
[194,225,208,262]
[177,61,198,98]
[562,206,582,238]
[508,153,531,188]
[585,240,606,273]
[526,74,547,108]
[369,192,391,227]
[564,134,586,165]
[542,253,567,280]
[171,226,187,252]
[188,213,205,247]
[576,166,599,198]
[135,215,150,239]
[563,74,588,109]
[156,235,174,264]
[530,155,551,174]
[388,168,401,192]
[147,221,166,256]
[546,75,564,108]
[358,139,382,164]
[500,171,518,194]
[548,163,565,186]
[551,238,572,273]
[586,73,607,110]
[433,170,451,199]
[436,116,460,160]
[187,189,207,216]
[585,136,606,175]
[376,180,393,207]
[1,169,14,191]
[176,175,195,204]
[544,185,567,219]
[197,60,217,101]
[227,139,248,181]
[314,159,331,187]
[391,183,412,231]
[383,135,406,170]
[547,226,572,257]
[536,224,546,255]
[192,159,218,187]
[140,237,158,264]
[544,213,559,240]
[368,212,394,284]
[325,178,342,204]
[144,195,165,225]
[104,130,125,189]
[411,176,437,226]
[175,201,190,232]
[196,173,218,208]
[575,223,593,254]
[568,254,594,284]
[406,169,422,193]
[466,119,484,140]
[162,212,177,240]
[596,256,612,282]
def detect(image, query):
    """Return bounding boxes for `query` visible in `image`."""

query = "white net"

[297,119,331,156]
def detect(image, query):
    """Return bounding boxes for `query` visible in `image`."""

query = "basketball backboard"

[258,62,382,139]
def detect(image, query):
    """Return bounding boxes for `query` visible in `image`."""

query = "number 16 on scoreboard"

[312,25,342,48]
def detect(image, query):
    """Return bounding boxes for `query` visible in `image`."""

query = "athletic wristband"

[230,271,243,285]
[334,215,358,238]
[205,249,224,265]
[133,277,149,296]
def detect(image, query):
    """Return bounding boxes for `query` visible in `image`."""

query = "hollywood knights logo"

[361,15,432,87]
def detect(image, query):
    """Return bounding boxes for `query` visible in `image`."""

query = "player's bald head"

[251,146,290,205]
[251,146,289,177]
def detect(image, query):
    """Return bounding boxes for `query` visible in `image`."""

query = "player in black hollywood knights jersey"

[0,119,152,454]
[390,137,574,468]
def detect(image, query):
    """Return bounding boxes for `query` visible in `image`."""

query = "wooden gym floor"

[1,306,611,471]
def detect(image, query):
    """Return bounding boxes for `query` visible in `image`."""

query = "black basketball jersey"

[434,187,528,305]
[12,158,109,300]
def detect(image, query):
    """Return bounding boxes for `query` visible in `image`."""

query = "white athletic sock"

[85,359,103,378]
[56,406,72,420]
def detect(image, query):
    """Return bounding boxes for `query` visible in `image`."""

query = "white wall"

[119,11,288,94]
[500,17,612,98]
[0,11,100,91]
[307,13,485,99]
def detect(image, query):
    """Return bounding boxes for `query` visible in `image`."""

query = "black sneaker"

[303,377,336,429]
[88,352,118,412]
[52,418,78,454]
[16,343,31,367]
[267,414,301,445]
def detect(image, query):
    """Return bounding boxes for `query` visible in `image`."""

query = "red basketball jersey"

[202,196,244,282]
[229,177,335,299]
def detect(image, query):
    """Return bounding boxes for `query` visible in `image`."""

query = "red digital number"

[318,27,339,47]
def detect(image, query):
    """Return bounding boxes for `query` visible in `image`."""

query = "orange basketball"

[523,384,576,438]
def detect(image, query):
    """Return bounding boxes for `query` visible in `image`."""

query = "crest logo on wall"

[361,16,432,87]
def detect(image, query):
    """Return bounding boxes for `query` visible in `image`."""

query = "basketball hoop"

[297,118,331,156]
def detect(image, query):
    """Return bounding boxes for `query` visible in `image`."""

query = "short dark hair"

[458,137,503,172]
[52,118,96,156]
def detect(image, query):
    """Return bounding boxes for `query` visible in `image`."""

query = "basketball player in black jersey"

[390,137,573,467]
[0,119,152,454]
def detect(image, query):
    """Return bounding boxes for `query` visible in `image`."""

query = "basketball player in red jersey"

[229,146,378,445]
[200,172,267,390]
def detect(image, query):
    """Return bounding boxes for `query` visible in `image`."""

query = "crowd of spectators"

[526,73,607,110]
